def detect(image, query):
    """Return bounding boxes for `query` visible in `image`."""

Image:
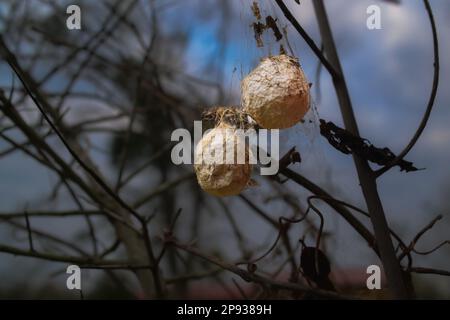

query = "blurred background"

[0,0,449,299]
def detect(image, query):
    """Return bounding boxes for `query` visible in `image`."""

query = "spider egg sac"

[241,54,310,129]
[194,123,252,197]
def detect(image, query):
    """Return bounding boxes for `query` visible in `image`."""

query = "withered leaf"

[265,16,283,42]
[251,1,262,20]
[319,119,420,172]
[252,22,266,47]
[300,246,336,291]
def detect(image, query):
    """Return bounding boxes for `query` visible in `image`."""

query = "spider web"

[233,1,328,176]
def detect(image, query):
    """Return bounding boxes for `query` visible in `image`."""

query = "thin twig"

[279,168,379,256]
[399,215,449,262]
[409,267,450,277]
[274,0,338,78]
[166,239,354,299]
[0,243,124,265]
[376,0,439,177]
[232,278,249,300]
[24,209,34,252]
[0,210,103,219]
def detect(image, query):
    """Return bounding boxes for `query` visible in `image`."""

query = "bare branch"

[0,243,125,266]
[166,238,354,299]
[409,267,450,277]
[274,0,338,78]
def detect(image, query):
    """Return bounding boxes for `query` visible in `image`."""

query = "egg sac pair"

[195,55,310,196]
